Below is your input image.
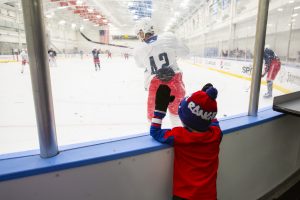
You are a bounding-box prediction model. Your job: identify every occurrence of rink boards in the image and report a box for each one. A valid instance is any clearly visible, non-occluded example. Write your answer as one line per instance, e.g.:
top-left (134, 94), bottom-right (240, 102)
top-left (192, 56), bottom-right (300, 93)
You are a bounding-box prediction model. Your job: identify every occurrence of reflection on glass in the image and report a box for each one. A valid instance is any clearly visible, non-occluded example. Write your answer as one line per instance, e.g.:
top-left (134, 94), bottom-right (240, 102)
top-left (262, 0), bottom-right (300, 108)
top-left (0, 3), bottom-right (38, 155)
top-left (177, 0), bottom-right (258, 117)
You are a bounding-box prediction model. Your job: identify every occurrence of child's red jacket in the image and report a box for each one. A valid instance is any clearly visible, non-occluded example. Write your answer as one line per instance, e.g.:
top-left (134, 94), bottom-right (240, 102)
top-left (150, 111), bottom-right (222, 200)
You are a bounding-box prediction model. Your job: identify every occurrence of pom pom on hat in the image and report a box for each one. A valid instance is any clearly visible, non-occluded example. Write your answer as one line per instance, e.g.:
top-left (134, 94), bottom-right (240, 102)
top-left (178, 85), bottom-right (218, 131)
top-left (206, 87), bottom-right (218, 100)
top-left (201, 83), bottom-right (213, 92)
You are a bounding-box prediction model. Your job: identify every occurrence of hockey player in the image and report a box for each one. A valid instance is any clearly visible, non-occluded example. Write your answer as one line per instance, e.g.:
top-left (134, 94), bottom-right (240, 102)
top-left (133, 19), bottom-right (189, 127)
top-left (261, 46), bottom-right (281, 98)
top-left (48, 48), bottom-right (57, 67)
top-left (79, 50), bottom-right (84, 60)
top-left (124, 52), bottom-right (129, 60)
top-left (20, 49), bottom-right (29, 74)
top-left (107, 50), bottom-right (112, 58)
top-left (151, 84), bottom-right (222, 200)
top-left (92, 48), bottom-right (101, 71)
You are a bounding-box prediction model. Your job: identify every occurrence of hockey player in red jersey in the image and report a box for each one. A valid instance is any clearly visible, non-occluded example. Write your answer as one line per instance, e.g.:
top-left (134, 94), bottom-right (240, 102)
top-left (92, 48), bottom-right (101, 71)
top-left (107, 50), bottom-right (112, 58)
top-left (261, 46), bottom-right (281, 98)
top-left (150, 83), bottom-right (222, 200)
top-left (134, 19), bottom-right (189, 127)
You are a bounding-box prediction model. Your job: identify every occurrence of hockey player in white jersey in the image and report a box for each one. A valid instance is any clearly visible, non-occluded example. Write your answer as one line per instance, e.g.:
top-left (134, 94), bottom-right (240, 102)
top-left (20, 49), bottom-right (29, 73)
top-left (134, 19), bottom-right (190, 127)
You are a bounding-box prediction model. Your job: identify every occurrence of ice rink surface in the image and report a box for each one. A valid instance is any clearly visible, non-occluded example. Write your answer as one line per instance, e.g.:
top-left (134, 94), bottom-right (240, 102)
top-left (0, 55), bottom-right (281, 155)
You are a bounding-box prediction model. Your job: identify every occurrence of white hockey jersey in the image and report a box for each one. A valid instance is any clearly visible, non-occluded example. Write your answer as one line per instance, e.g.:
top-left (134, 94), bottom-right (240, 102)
top-left (134, 32), bottom-right (189, 89)
top-left (20, 51), bottom-right (28, 61)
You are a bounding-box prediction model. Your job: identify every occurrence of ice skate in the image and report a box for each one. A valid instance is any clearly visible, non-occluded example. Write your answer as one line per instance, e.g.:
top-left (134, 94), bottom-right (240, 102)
top-left (263, 93), bottom-right (272, 98)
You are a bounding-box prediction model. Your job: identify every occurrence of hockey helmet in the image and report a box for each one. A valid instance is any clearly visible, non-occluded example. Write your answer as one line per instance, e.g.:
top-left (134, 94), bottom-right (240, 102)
top-left (135, 18), bottom-right (155, 39)
top-left (265, 44), bottom-right (271, 49)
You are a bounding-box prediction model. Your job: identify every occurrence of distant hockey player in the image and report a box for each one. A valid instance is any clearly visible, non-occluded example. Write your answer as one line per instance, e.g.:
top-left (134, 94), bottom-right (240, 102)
top-left (79, 50), bottom-right (84, 60)
top-left (134, 19), bottom-right (190, 127)
top-left (261, 46), bottom-right (281, 98)
top-left (48, 48), bottom-right (57, 67)
top-left (20, 49), bottom-right (29, 74)
top-left (124, 52), bottom-right (129, 60)
top-left (92, 48), bottom-right (101, 71)
top-left (151, 84), bottom-right (222, 200)
top-left (107, 50), bottom-right (112, 58)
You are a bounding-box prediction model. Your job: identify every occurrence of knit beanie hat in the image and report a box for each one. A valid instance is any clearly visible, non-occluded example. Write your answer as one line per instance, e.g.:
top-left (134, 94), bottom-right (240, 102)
top-left (178, 87), bottom-right (218, 131)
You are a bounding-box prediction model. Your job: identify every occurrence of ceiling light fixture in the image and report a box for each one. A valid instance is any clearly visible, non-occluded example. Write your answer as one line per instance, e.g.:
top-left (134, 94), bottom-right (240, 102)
top-left (277, 8), bottom-right (283, 11)
top-left (294, 6), bottom-right (300, 10)
top-left (58, 20), bottom-right (66, 25)
top-left (76, 0), bottom-right (83, 5)
top-left (57, 6), bottom-right (68, 10)
top-left (180, 0), bottom-right (190, 8)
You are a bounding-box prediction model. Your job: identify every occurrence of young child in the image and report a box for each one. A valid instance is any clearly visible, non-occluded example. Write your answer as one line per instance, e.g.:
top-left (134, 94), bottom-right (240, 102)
top-left (150, 83), bottom-right (222, 200)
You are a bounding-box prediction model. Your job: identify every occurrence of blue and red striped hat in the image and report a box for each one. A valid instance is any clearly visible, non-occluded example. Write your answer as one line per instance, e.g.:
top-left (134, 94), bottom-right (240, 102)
top-left (178, 87), bottom-right (218, 132)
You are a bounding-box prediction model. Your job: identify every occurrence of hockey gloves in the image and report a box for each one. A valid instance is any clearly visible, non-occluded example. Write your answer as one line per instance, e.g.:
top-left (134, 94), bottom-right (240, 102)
top-left (155, 85), bottom-right (175, 112)
top-left (156, 67), bottom-right (175, 82)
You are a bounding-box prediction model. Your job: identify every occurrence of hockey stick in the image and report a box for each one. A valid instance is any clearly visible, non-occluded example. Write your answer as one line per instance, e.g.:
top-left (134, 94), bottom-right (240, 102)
top-left (80, 31), bottom-right (133, 49)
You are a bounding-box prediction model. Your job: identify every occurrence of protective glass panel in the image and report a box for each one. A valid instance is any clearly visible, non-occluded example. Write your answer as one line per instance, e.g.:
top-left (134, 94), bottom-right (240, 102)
top-left (4, 0), bottom-right (296, 154)
top-left (260, 0), bottom-right (300, 108)
top-left (0, 2), bottom-right (38, 155)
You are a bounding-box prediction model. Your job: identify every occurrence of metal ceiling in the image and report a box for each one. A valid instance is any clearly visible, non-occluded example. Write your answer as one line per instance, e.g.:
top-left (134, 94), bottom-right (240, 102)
top-left (1, 0), bottom-right (299, 35)
top-left (41, 0), bottom-right (202, 34)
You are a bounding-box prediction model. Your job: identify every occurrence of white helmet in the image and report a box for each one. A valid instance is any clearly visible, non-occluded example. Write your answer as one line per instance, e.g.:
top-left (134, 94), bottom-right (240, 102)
top-left (135, 18), bottom-right (155, 39)
top-left (265, 44), bottom-right (270, 49)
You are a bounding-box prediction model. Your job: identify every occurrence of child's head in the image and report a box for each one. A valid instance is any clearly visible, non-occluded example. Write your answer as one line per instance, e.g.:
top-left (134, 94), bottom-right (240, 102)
top-left (178, 85), bottom-right (218, 132)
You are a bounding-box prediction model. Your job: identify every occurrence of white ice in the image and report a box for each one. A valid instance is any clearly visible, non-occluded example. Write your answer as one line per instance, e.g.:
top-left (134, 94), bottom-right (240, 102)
top-left (0, 55), bottom-right (282, 155)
